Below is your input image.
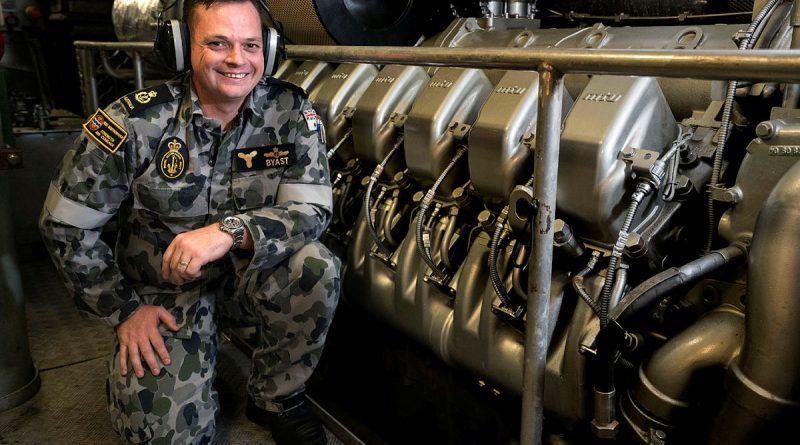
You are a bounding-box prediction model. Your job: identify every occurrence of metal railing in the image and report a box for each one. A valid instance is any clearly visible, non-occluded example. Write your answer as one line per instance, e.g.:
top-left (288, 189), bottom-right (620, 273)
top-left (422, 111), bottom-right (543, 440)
top-left (72, 39), bottom-right (800, 445)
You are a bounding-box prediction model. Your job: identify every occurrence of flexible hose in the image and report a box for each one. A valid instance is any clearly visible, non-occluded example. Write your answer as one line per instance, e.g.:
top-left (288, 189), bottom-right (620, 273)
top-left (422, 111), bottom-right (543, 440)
top-left (364, 137), bottom-right (404, 256)
top-left (382, 190), bottom-right (401, 247)
top-left (416, 145), bottom-right (468, 281)
top-left (573, 250), bottom-right (603, 316)
top-left (440, 208), bottom-right (459, 271)
top-left (705, 0), bottom-right (783, 251)
top-left (599, 182), bottom-right (650, 328)
top-left (488, 206), bottom-right (521, 310)
top-left (325, 127), bottom-right (353, 159)
top-left (610, 241), bottom-right (748, 324)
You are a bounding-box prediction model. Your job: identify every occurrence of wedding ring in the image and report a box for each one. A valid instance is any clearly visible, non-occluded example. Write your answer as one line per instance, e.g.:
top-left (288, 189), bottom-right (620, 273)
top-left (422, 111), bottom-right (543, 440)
top-left (178, 260), bottom-right (189, 268)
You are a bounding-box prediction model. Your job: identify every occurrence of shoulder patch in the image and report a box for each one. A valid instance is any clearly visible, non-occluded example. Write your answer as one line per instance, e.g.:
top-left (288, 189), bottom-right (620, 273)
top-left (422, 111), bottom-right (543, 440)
top-left (120, 84), bottom-right (174, 116)
top-left (266, 77), bottom-right (309, 99)
top-left (82, 109), bottom-right (128, 154)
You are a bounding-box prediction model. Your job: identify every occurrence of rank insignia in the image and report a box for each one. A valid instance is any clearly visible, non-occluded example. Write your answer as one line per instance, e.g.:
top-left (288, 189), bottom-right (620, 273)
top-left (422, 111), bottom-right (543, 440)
top-left (157, 137), bottom-right (189, 181)
top-left (121, 84), bottom-right (174, 116)
top-left (82, 109), bottom-right (128, 154)
top-left (232, 144), bottom-right (296, 172)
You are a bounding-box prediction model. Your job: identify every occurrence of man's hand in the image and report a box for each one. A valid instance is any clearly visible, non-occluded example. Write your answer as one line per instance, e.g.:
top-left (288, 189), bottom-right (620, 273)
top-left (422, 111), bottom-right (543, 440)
top-left (161, 223), bottom-right (240, 284)
top-left (116, 304), bottom-right (179, 378)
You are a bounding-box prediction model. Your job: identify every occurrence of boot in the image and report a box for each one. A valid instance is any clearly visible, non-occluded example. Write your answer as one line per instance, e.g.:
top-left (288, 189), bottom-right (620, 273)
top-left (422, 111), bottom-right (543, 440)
top-left (246, 394), bottom-right (327, 445)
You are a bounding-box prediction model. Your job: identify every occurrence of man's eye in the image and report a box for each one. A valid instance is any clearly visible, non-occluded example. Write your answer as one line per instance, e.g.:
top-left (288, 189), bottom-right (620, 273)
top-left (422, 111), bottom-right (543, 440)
top-left (207, 41), bottom-right (225, 48)
top-left (245, 43), bottom-right (261, 50)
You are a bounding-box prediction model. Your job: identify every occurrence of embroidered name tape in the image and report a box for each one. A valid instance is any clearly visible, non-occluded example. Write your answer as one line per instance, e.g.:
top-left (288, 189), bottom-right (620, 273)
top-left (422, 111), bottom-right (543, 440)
top-left (82, 109), bottom-right (128, 154)
top-left (233, 144), bottom-right (296, 172)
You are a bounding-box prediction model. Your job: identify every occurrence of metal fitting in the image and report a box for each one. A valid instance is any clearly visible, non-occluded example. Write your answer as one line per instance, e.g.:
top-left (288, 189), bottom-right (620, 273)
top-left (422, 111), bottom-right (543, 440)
top-left (553, 219), bottom-right (585, 258)
top-left (591, 389), bottom-right (620, 440)
top-left (755, 121), bottom-right (775, 140)
top-left (624, 232), bottom-right (648, 258)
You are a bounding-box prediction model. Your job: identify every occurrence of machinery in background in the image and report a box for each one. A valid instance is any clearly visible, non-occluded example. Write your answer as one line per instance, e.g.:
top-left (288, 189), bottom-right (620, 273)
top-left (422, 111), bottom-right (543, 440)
top-left (283, 1), bottom-right (800, 444)
top-left (7, 0), bottom-right (800, 443)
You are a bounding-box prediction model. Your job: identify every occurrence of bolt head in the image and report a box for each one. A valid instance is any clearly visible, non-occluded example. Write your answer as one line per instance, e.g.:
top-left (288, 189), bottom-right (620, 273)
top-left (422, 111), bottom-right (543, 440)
top-left (756, 121), bottom-right (775, 140)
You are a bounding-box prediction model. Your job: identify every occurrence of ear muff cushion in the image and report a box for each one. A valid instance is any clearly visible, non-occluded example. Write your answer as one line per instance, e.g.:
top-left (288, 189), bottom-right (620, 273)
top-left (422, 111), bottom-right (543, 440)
top-left (155, 19), bottom-right (190, 72)
top-left (263, 27), bottom-right (283, 77)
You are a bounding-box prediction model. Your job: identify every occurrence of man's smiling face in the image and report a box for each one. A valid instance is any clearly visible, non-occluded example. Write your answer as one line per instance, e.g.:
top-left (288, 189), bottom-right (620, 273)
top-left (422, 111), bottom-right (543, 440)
top-left (189, 1), bottom-right (264, 108)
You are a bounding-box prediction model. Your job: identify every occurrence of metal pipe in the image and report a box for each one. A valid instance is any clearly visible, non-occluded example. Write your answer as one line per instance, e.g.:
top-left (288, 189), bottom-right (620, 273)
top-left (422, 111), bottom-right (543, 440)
top-left (521, 65), bottom-right (564, 445)
top-left (782, 0), bottom-right (800, 107)
top-left (71, 41), bottom-right (800, 84)
top-left (288, 45), bottom-right (800, 83)
top-left (710, 160), bottom-right (800, 444)
top-left (75, 48), bottom-right (98, 115)
top-left (74, 41), bottom-right (155, 52)
top-left (630, 306), bottom-right (744, 428)
top-left (133, 52), bottom-right (145, 90)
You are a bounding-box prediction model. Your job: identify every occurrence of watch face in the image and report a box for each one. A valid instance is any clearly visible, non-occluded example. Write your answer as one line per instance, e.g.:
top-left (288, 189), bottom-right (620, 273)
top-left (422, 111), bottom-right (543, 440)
top-left (224, 216), bottom-right (243, 229)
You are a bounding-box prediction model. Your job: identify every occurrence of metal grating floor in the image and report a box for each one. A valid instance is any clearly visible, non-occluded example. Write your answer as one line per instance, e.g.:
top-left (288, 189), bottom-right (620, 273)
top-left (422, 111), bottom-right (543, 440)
top-left (0, 255), bottom-right (344, 445)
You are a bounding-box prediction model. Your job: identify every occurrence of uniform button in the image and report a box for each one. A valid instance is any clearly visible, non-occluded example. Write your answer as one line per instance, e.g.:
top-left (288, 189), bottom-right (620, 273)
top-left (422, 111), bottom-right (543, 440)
top-left (209, 159), bottom-right (215, 166)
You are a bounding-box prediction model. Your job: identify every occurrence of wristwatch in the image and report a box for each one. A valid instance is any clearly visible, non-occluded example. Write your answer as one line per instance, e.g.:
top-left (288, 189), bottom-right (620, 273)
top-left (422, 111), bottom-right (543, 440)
top-left (219, 216), bottom-right (245, 250)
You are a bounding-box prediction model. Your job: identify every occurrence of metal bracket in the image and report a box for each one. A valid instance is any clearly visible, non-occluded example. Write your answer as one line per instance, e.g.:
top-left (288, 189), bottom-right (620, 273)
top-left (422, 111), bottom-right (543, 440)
top-left (448, 121), bottom-right (472, 141)
top-left (709, 184), bottom-right (742, 203)
top-left (389, 112), bottom-right (407, 129)
top-left (618, 146), bottom-right (660, 176)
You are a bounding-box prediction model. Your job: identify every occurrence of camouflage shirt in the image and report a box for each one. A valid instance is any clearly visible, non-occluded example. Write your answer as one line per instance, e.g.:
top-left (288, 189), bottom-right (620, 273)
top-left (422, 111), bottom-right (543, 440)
top-left (39, 73), bottom-right (332, 329)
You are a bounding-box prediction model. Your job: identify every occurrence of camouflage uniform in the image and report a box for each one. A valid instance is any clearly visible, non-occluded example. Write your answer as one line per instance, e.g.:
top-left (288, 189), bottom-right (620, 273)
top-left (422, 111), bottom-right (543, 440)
top-left (39, 73), bottom-right (341, 444)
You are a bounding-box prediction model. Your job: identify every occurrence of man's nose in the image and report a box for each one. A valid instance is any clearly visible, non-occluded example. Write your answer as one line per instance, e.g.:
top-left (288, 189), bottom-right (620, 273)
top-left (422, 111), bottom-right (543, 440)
top-left (225, 45), bottom-right (244, 65)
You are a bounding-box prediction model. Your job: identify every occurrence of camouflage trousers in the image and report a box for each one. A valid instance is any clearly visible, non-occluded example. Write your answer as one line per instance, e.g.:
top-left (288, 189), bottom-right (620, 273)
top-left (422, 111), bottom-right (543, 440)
top-left (106, 241), bottom-right (341, 444)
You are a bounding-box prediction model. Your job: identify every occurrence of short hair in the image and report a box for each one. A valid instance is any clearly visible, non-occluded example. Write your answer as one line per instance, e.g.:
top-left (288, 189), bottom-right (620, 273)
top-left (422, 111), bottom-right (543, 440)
top-left (182, 0), bottom-right (259, 29)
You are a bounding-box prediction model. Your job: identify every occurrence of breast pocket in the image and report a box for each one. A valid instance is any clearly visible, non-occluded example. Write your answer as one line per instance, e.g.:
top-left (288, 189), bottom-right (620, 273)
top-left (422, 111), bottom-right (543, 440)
top-left (232, 168), bottom-right (282, 211)
top-left (133, 182), bottom-right (210, 219)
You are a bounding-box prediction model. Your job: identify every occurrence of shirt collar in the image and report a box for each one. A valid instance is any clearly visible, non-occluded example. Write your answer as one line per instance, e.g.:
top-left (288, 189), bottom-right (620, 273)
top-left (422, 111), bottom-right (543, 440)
top-left (181, 73), bottom-right (259, 124)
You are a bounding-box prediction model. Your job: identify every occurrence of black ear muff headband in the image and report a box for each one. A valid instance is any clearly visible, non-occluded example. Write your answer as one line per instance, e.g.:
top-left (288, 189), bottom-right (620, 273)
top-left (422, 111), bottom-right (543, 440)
top-left (154, 17), bottom-right (284, 76)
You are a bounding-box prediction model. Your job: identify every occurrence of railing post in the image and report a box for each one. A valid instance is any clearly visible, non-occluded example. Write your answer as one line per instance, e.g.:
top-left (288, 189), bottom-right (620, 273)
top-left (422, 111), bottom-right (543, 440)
top-left (520, 64), bottom-right (564, 445)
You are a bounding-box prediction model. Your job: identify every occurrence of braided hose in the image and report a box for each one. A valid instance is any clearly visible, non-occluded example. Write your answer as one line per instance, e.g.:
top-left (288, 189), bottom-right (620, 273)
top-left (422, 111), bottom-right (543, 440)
top-left (488, 206), bottom-right (520, 310)
top-left (326, 127), bottom-right (353, 159)
top-left (364, 137), bottom-right (404, 256)
top-left (573, 251), bottom-right (603, 316)
top-left (416, 146), bottom-right (468, 281)
top-left (599, 183), bottom-right (650, 328)
top-left (705, 0), bottom-right (783, 251)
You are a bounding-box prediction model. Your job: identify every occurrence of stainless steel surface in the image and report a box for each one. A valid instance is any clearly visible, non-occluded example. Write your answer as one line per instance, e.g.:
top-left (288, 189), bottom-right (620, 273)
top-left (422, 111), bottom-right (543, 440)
top-left (352, 64), bottom-right (429, 165)
top-left (311, 63), bottom-right (378, 161)
top-left (404, 67), bottom-right (492, 187)
top-left (468, 70), bottom-right (540, 203)
top-left (719, 118), bottom-right (800, 242)
top-left (629, 307), bottom-right (744, 440)
top-left (286, 60), bottom-right (334, 101)
top-left (558, 76), bottom-right (676, 242)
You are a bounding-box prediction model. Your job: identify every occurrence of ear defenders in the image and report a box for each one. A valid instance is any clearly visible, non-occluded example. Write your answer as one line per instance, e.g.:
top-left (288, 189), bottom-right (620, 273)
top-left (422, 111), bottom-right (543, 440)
top-left (154, 18), bottom-right (283, 76)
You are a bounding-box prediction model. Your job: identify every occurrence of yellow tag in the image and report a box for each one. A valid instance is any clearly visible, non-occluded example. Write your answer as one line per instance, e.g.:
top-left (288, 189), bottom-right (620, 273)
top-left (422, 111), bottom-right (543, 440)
top-left (82, 109), bottom-right (128, 154)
